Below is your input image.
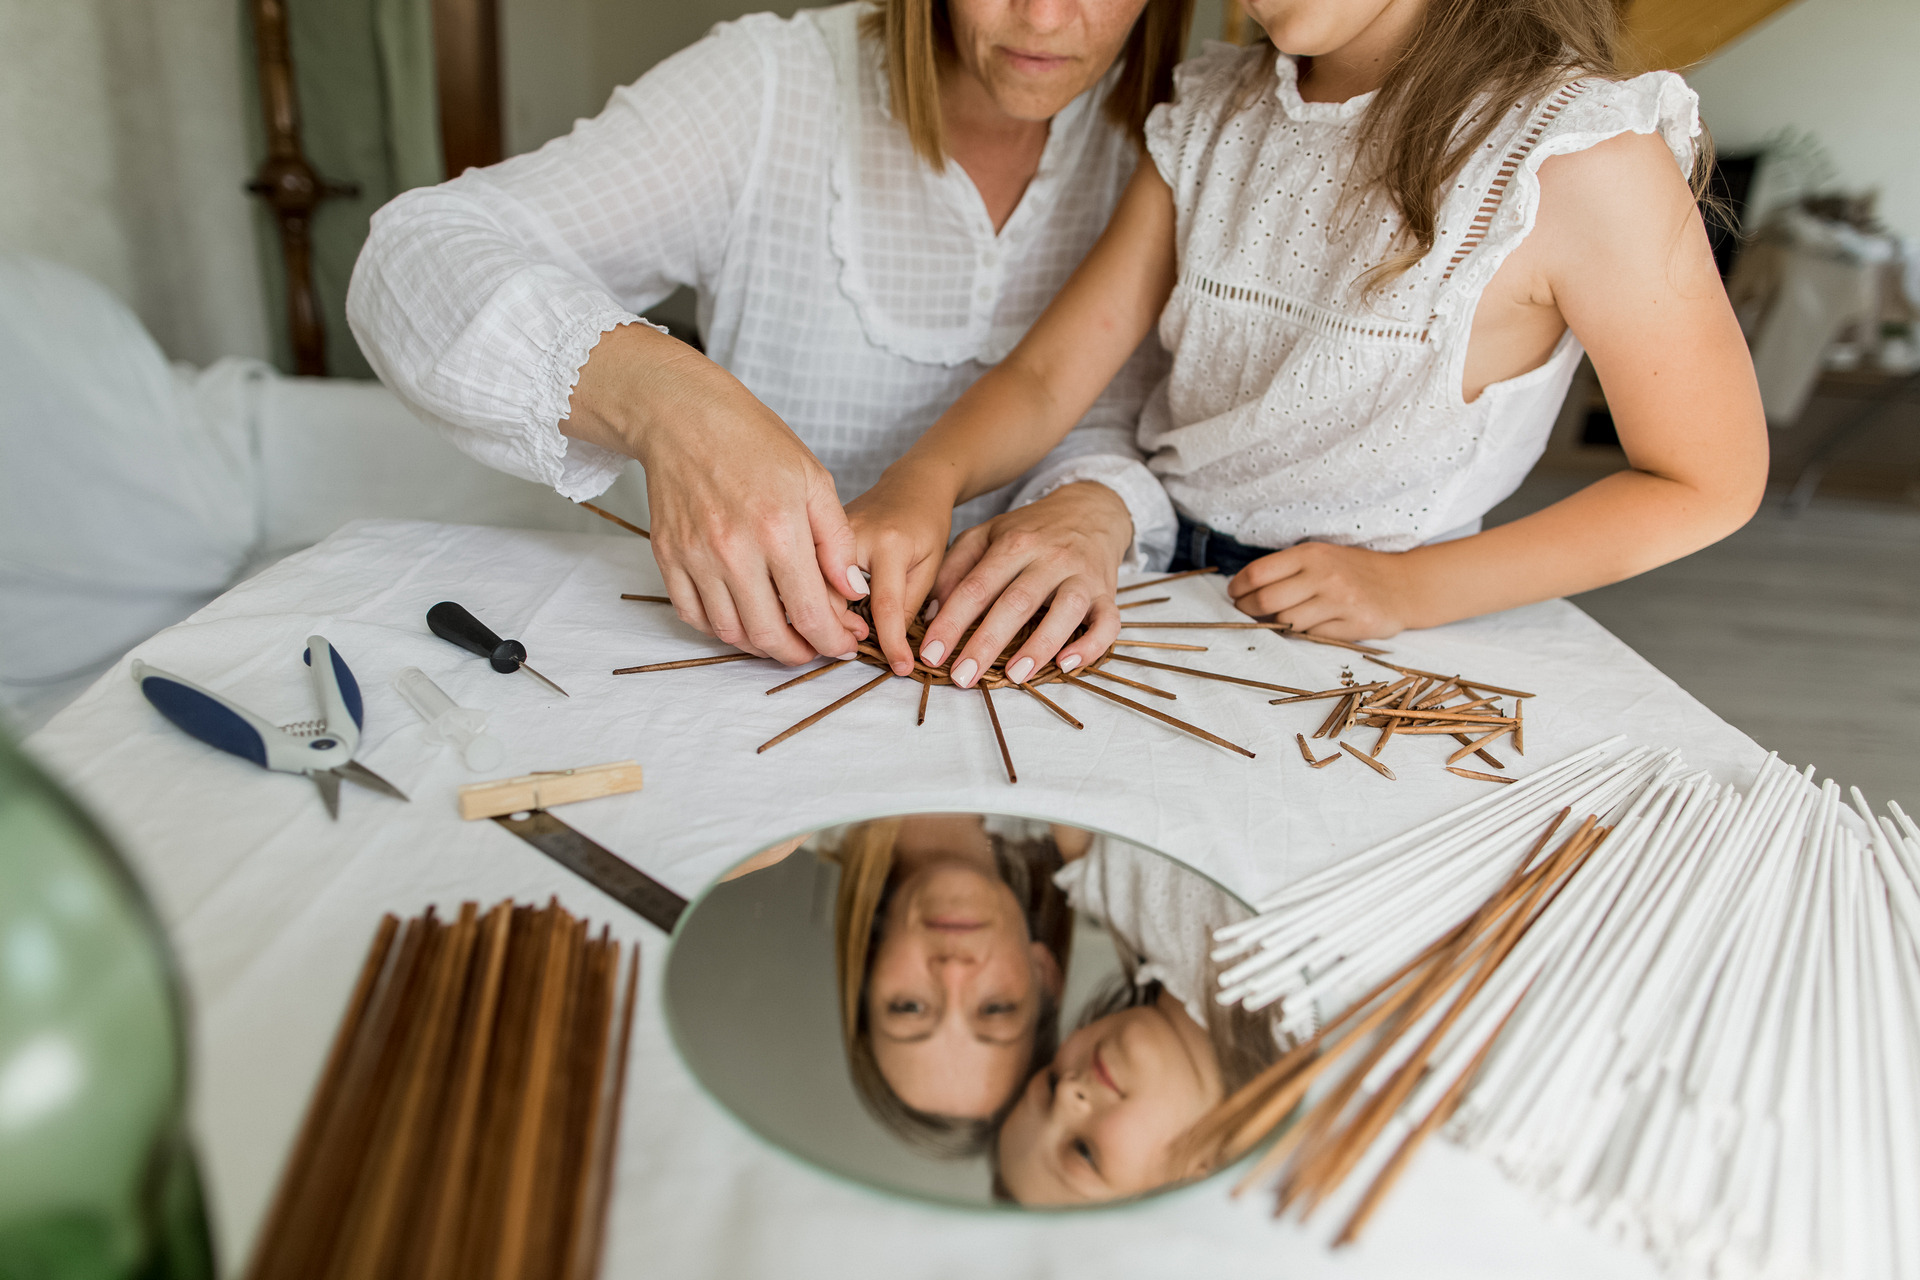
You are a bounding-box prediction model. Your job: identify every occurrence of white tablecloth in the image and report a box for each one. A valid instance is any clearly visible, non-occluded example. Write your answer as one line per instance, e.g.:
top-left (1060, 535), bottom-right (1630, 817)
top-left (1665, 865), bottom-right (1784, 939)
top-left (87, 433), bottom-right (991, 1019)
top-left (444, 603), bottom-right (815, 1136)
top-left (27, 519), bottom-right (1766, 1279)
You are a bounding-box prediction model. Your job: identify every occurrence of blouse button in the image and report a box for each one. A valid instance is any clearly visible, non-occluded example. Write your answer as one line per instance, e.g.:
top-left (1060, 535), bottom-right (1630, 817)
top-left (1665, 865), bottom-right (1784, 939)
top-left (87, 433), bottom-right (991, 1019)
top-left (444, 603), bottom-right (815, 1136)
top-left (977, 285), bottom-right (994, 302)
top-left (981, 250), bottom-right (1000, 268)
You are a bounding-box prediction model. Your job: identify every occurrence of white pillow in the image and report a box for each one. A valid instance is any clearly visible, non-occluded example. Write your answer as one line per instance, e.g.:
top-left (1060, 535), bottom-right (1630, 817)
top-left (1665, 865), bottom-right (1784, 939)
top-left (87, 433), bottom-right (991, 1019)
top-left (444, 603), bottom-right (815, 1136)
top-left (0, 255), bottom-right (258, 728)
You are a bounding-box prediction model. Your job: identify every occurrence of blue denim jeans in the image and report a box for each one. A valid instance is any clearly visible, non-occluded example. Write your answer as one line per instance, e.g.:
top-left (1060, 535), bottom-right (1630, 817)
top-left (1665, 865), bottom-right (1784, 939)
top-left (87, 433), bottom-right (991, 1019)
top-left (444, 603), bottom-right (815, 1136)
top-left (1168, 514), bottom-right (1276, 579)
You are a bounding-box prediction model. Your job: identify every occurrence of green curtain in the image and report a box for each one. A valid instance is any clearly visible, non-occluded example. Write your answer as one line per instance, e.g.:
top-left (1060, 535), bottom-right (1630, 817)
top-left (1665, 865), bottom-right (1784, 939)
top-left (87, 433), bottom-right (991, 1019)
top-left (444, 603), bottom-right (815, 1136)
top-left (245, 0), bottom-right (443, 377)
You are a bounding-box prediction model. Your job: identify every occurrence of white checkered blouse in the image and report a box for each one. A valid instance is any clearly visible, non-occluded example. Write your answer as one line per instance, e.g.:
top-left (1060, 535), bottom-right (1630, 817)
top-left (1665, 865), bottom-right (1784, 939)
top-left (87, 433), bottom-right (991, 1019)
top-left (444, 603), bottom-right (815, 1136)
top-left (348, 2), bottom-right (1175, 567)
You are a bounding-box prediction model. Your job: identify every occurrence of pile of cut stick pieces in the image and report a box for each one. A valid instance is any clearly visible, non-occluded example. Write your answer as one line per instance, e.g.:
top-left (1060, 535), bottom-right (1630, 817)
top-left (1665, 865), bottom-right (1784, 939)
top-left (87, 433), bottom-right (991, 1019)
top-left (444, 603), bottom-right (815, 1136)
top-left (245, 900), bottom-right (638, 1280)
top-left (1271, 658), bottom-right (1530, 783)
top-left (1193, 740), bottom-right (1920, 1278)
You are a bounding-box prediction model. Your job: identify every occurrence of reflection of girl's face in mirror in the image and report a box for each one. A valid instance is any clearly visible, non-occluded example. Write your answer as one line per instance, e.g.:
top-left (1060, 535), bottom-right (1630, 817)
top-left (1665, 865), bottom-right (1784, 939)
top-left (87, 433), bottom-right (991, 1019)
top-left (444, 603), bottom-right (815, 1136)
top-left (995, 989), bottom-right (1224, 1204)
top-left (867, 820), bottom-right (1063, 1120)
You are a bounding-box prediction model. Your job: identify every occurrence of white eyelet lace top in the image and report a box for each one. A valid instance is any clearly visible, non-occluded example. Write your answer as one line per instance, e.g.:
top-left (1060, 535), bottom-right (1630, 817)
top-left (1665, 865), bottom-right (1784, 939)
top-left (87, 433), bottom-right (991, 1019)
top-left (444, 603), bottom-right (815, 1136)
top-left (348, 2), bottom-right (1174, 566)
top-left (1139, 45), bottom-right (1700, 552)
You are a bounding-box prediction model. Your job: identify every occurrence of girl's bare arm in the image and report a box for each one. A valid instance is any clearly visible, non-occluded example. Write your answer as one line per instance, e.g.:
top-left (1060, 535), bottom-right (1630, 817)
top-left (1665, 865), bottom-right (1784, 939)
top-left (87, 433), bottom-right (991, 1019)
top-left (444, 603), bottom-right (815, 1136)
top-left (850, 156), bottom-right (1180, 674)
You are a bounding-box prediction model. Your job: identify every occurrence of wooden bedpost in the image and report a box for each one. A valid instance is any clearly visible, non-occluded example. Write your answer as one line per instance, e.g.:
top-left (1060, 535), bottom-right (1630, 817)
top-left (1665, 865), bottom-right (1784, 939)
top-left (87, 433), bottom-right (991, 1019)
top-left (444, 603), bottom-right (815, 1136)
top-left (246, 0), bottom-right (357, 377)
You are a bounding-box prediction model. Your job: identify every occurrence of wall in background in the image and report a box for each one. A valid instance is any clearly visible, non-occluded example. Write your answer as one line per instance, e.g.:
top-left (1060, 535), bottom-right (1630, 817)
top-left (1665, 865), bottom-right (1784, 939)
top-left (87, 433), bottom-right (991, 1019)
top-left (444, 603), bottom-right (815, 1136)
top-left (0, 0), bottom-right (270, 365)
top-left (1689, 0), bottom-right (1920, 237)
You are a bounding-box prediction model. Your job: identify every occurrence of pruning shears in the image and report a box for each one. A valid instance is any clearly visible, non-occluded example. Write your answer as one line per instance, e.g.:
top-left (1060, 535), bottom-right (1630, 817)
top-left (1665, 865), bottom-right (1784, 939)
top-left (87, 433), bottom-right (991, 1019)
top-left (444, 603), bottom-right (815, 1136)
top-left (132, 636), bottom-right (409, 819)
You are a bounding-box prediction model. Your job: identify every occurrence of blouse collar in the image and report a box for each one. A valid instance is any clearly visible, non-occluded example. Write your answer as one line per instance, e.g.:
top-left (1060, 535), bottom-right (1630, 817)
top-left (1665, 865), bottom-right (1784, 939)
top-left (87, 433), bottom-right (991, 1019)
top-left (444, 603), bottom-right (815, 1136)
top-left (1271, 53), bottom-right (1376, 124)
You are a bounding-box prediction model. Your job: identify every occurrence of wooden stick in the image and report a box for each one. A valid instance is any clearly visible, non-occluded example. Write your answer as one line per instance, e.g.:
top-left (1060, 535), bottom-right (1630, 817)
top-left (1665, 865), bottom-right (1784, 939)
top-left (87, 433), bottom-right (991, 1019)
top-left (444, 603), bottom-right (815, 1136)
top-left (613, 653), bottom-right (756, 674)
top-left (1353, 706), bottom-right (1515, 724)
top-left (1122, 621), bottom-right (1295, 630)
top-left (1447, 767), bottom-right (1516, 784)
top-left (979, 684), bottom-right (1017, 783)
top-left (1061, 675), bottom-right (1256, 759)
top-left (1339, 740), bottom-right (1397, 780)
top-left (1450, 732), bottom-right (1506, 769)
top-left (1333, 1000), bottom-right (1520, 1247)
top-left (1117, 595), bottom-right (1172, 610)
top-left (1017, 680), bottom-right (1083, 729)
top-left (1295, 733), bottom-right (1318, 765)
top-left (459, 761), bottom-right (644, 821)
top-left (1269, 683), bottom-right (1385, 705)
top-left (1312, 692), bottom-right (1356, 740)
top-left (244, 915), bottom-right (400, 1280)
top-left (765, 659), bottom-right (849, 695)
top-left (1446, 727), bottom-right (1513, 765)
top-left (1513, 699), bottom-right (1525, 755)
top-left (1107, 652), bottom-right (1312, 696)
top-left (580, 502), bottom-right (649, 540)
top-left (618, 594), bottom-right (670, 604)
top-left (1112, 639), bottom-right (1210, 652)
top-left (1367, 657), bottom-right (1535, 699)
top-left (1311, 751), bottom-right (1342, 769)
top-left (1084, 666), bottom-right (1178, 700)
top-left (1284, 632), bottom-right (1391, 656)
top-left (757, 670), bottom-right (894, 752)
top-left (1116, 567), bottom-right (1219, 593)
top-left (916, 676), bottom-right (930, 726)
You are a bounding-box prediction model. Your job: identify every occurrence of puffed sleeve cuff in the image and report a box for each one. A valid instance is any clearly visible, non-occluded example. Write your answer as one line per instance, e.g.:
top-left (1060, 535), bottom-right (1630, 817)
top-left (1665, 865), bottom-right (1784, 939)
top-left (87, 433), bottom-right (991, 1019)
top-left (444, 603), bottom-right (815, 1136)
top-left (1011, 451), bottom-right (1177, 576)
top-left (532, 310), bottom-right (670, 502)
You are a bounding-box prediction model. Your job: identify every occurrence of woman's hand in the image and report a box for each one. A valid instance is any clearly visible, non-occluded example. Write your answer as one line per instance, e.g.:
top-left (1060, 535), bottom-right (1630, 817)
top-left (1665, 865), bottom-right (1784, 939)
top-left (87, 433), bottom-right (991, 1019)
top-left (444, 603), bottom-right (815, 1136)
top-left (917, 482), bottom-right (1132, 688)
top-left (1227, 542), bottom-right (1414, 641)
top-left (563, 324), bottom-right (868, 664)
top-left (844, 467), bottom-right (961, 675)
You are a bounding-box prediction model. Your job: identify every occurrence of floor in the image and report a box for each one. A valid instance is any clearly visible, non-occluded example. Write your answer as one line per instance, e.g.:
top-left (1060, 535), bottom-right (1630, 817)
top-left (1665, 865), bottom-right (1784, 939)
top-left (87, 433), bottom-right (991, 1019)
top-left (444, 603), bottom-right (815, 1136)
top-left (1487, 476), bottom-right (1920, 812)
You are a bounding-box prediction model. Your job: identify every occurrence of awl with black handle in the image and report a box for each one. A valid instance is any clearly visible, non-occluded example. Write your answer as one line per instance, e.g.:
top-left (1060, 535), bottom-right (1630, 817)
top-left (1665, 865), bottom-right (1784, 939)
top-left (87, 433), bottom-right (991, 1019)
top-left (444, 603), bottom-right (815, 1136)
top-left (427, 601), bottom-right (570, 697)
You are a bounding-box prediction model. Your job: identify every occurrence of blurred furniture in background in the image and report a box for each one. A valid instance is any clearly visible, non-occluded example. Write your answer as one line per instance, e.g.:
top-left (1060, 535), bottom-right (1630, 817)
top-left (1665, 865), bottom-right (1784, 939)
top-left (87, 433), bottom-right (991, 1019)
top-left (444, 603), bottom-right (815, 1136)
top-left (244, 0), bottom-right (504, 376)
top-left (0, 255), bottom-right (645, 733)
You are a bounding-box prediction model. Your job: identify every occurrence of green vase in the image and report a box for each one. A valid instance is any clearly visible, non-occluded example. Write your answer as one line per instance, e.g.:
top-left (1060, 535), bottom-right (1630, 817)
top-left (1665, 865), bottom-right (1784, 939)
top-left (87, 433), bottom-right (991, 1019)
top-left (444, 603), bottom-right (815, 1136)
top-left (0, 729), bottom-right (213, 1280)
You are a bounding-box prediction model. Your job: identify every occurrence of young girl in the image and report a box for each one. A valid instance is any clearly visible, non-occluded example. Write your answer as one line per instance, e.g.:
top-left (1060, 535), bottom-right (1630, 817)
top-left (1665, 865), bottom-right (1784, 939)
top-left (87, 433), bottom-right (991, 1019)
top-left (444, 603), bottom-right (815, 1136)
top-left (847, 0), bottom-right (1768, 687)
top-left (996, 837), bottom-right (1279, 1204)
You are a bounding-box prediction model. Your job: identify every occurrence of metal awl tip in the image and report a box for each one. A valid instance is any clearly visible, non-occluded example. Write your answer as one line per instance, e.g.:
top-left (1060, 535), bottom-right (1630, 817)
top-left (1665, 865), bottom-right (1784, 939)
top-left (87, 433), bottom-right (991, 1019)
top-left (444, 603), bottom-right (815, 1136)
top-left (522, 663), bottom-right (570, 698)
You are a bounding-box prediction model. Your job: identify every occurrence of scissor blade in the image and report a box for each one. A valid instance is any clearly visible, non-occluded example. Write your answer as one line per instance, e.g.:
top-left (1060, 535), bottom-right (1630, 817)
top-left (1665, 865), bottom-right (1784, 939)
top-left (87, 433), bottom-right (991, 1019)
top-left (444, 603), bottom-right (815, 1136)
top-left (313, 770), bottom-right (341, 820)
top-left (336, 760), bottom-right (409, 802)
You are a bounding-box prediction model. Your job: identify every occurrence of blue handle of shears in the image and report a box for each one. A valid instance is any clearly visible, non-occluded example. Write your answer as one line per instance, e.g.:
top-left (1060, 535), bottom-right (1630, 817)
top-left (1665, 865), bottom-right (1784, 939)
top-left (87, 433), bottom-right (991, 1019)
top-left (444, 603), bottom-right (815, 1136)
top-left (302, 641), bottom-right (365, 730)
top-left (135, 669), bottom-right (271, 768)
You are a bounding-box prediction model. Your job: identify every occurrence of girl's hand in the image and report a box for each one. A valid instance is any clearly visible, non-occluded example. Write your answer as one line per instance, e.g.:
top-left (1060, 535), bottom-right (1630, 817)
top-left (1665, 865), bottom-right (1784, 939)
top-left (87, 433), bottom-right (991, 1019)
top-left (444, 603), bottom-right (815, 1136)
top-left (918, 483), bottom-right (1131, 688)
top-left (845, 471), bottom-right (960, 676)
top-left (1227, 542), bottom-right (1415, 641)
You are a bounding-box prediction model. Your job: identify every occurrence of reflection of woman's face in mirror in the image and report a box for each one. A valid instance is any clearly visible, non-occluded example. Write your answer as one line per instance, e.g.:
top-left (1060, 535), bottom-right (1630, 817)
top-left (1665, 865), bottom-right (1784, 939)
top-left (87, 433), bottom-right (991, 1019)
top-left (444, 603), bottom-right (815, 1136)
top-left (867, 856), bottom-right (1061, 1119)
top-left (995, 988), bottom-right (1225, 1205)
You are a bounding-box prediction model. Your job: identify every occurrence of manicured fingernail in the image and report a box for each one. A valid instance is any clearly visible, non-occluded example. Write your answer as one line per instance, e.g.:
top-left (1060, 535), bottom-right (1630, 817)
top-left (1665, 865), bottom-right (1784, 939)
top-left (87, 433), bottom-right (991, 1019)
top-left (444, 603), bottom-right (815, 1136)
top-left (923, 598), bottom-right (940, 621)
top-left (837, 652), bottom-right (858, 661)
top-left (922, 639), bottom-right (945, 666)
top-left (1059, 654), bottom-right (1082, 673)
top-left (1007, 657), bottom-right (1034, 683)
top-left (953, 658), bottom-right (978, 688)
top-left (894, 661), bottom-right (912, 675)
top-left (847, 566), bottom-right (869, 596)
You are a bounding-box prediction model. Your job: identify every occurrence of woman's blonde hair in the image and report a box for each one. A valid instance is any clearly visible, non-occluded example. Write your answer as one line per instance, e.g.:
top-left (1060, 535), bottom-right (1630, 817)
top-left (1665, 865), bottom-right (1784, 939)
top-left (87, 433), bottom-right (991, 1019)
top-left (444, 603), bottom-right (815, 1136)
top-left (861, 0), bottom-right (1196, 169)
top-left (1235, 0), bottom-right (1710, 291)
top-left (826, 819), bottom-right (1072, 1158)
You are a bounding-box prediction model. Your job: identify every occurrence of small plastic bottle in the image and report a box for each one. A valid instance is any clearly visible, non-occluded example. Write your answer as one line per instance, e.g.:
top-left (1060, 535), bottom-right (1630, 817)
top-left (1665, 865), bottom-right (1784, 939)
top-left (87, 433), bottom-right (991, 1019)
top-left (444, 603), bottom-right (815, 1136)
top-left (393, 667), bottom-right (506, 772)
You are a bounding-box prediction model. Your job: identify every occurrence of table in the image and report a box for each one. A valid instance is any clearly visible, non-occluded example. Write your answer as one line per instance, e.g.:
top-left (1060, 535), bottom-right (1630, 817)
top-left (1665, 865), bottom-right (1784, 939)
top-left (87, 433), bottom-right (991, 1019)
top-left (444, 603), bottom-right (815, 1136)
top-left (27, 519), bottom-right (1768, 1279)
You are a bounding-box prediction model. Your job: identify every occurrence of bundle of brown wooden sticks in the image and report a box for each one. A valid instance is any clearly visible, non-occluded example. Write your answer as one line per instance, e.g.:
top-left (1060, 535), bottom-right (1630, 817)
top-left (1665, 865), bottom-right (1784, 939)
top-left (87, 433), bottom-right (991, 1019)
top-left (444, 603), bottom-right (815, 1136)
top-left (245, 900), bottom-right (637, 1280)
top-left (1271, 658), bottom-right (1531, 783)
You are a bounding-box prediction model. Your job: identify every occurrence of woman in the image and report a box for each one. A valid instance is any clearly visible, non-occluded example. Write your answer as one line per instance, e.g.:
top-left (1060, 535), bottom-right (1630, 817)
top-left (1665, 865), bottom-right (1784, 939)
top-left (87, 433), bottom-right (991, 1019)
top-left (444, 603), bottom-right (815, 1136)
top-left (825, 814), bottom-right (1079, 1154)
top-left (348, 0), bottom-right (1189, 668)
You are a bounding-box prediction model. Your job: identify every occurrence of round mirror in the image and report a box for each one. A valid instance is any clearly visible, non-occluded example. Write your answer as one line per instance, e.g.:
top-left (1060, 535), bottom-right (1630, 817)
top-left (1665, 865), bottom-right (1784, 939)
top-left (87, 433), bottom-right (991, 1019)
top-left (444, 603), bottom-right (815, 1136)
top-left (664, 813), bottom-right (1283, 1209)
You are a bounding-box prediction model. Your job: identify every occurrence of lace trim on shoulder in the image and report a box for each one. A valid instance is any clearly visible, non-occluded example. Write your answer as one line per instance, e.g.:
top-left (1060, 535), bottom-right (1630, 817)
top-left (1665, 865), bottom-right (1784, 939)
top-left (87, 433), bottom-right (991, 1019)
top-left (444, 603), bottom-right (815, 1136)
top-left (1181, 269), bottom-right (1431, 344)
top-left (1435, 82), bottom-right (1588, 291)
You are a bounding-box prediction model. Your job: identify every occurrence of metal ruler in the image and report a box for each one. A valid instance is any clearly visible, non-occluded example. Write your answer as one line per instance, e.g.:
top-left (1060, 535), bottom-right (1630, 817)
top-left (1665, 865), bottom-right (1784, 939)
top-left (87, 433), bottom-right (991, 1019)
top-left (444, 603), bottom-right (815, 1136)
top-left (492, 810), bottom-right (687, 933)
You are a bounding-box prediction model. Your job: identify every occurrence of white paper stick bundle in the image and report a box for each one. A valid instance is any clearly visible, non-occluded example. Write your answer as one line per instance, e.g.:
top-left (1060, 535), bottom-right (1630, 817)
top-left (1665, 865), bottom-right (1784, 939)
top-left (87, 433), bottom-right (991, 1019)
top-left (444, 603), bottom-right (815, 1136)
top-left (1207, 745), bottom-right (1920, 1277)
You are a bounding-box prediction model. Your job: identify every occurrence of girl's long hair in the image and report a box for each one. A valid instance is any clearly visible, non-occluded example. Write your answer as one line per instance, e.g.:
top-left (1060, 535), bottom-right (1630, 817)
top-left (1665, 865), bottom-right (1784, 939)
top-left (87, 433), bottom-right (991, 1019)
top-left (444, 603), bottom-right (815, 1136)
top-left (861, 0), bottom-right (1196, 169)
top-left (1235, 0), bottom-right (1709, 291)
